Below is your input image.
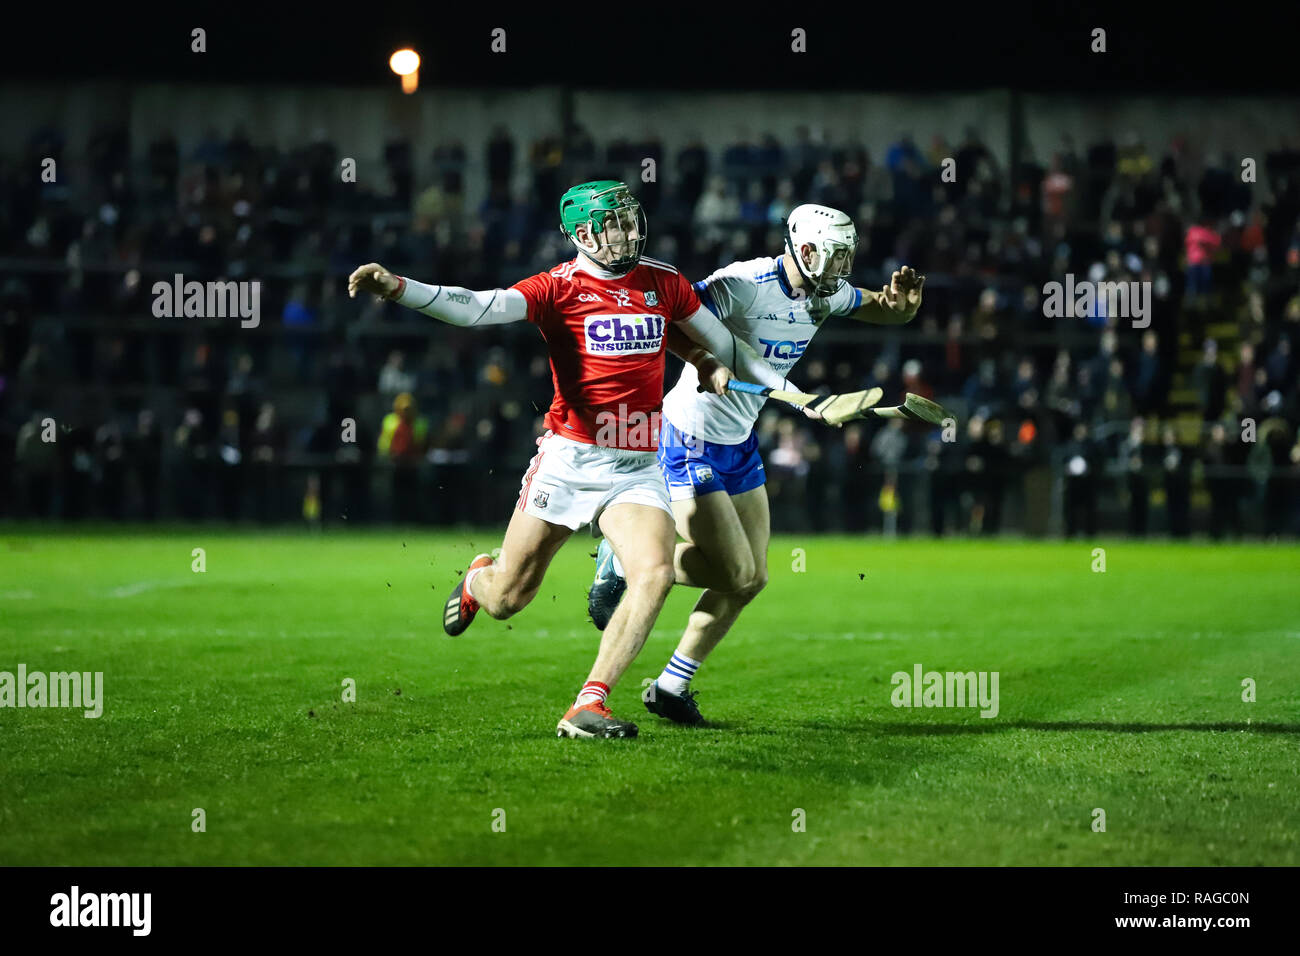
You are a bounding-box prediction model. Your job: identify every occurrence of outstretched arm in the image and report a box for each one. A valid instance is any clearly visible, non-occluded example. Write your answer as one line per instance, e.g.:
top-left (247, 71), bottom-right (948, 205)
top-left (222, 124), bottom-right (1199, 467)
top-left (347, 262), bottom-right (526, 326)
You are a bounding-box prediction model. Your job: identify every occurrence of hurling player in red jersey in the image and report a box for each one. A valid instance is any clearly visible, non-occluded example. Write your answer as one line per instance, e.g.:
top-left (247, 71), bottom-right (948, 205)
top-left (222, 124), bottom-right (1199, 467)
top-left (349, 181), bottom-right (806, 738)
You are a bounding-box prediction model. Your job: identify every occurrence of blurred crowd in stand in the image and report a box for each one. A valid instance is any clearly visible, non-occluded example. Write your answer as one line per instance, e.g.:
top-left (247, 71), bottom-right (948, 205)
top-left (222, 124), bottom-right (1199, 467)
top-left (2, 118), bottom-right (1298, 535)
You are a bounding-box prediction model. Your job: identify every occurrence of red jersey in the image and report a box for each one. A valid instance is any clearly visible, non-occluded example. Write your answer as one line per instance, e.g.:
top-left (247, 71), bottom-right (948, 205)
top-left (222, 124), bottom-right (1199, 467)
top-left (512, 256), bottom-right (701, 451)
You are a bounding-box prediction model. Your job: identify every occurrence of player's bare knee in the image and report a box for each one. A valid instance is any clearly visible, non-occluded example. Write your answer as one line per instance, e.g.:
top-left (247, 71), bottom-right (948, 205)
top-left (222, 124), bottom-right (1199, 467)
top-left (735, 568), bottom-right (769, 605)
top-left (721, 551), bottom-right (757, 592)
top-left (628, 562), bottom-right (675, 600)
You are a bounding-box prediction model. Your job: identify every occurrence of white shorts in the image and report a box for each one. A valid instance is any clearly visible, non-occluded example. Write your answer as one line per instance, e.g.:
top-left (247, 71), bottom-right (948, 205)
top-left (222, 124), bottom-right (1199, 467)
top-left (516, 430), bottom-right (672, 532)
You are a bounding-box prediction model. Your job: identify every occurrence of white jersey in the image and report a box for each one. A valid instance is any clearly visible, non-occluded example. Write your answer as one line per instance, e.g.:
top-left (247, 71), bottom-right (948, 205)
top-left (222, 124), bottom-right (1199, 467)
top-left (661, 256), bottom-right (862, 444)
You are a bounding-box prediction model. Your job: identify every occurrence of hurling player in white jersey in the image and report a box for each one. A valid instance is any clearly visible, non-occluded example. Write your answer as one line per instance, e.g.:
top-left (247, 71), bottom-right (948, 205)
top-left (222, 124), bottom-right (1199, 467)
top-left (587, 203), bottom-right (925, 726)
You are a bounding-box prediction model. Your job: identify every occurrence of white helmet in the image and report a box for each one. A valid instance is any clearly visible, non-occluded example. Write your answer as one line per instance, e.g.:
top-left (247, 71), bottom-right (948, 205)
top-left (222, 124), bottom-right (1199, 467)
top-left (784, 204), bottom-right (858, 296)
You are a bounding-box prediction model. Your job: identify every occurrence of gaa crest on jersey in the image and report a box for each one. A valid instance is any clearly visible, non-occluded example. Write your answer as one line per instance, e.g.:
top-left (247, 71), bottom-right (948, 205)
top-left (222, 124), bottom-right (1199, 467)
top-left (532, 489), bottom-right (550, 510)
top-left (584, 313), bottom-right (665, 355)
top-left (693, 464), bottom-right (715, 484)
top-left (643, 290), bottom-right (658, 307)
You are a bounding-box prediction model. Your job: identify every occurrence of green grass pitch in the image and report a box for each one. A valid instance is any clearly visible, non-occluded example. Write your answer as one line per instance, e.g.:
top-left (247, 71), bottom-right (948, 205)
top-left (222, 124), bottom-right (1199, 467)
top-left (2, 529), bottom-right (1297, 866)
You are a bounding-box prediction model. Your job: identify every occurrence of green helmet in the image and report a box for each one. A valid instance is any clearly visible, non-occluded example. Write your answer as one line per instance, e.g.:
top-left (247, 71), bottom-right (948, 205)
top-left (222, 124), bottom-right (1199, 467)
top-left (558, 180), bottom-right (647, 275)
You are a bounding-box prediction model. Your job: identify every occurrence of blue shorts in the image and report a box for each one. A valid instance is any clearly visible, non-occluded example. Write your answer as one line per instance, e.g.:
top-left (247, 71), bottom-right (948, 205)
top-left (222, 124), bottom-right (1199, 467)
top-left (657, 418), bottom-right (766, 501)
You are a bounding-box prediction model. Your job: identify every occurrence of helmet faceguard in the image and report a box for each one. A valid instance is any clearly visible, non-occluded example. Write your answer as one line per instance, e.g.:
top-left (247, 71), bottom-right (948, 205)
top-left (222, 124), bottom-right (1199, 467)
top-left (784, 204), bottom-right (858, 296)
top-left (559, 181), bottom-right (647, 275)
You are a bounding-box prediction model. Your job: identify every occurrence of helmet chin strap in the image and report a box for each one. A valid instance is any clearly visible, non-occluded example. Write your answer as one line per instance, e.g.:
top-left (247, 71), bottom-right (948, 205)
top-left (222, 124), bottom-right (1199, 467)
top-left (574, 236), bottom-right (634, 276)
top-left (578, 220), bottom-right (639, 274)
top-left (785, 230), bottom-right (837, 297)
top-left (814, 274), bottom-right (843, 296)
top-left (784, 223), bottom-right (814, 289)
top-left (573, 228), bottom-right (607, 265)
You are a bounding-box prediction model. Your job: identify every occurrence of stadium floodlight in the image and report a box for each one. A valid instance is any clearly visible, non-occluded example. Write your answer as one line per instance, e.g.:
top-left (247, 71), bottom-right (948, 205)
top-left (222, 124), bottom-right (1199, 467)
top-left (389, 49), bottom-right (421, 94)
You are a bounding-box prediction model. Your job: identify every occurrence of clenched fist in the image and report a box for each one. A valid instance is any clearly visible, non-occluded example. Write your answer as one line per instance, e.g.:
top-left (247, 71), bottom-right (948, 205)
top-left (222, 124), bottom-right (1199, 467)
top-left (694, 355), bottom-right (733, 396)
top-left (348, 263), bottom-right (401, 300)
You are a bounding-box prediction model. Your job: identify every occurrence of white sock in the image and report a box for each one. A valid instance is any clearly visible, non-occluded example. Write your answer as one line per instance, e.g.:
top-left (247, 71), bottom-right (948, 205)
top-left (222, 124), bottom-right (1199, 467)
top-left (657, 652), bottom-right (701, 696)
top-left (611, 549), bottom-right (625, 578)
top-left (575, 680), bottom-right (610, 707)
top-left (464, 565), bottom-right (486, 603)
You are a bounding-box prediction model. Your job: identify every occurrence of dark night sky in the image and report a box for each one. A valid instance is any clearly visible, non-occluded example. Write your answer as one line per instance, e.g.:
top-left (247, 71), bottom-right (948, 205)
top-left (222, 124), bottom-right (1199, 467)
top-left (2, 1), bottom-right (1298, 94)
